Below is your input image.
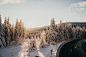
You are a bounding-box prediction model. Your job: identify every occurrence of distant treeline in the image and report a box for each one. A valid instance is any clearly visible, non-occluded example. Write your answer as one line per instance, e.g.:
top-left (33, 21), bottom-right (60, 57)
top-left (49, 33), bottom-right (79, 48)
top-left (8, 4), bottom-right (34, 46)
top-left (26, 18), bottom-right (86, 43)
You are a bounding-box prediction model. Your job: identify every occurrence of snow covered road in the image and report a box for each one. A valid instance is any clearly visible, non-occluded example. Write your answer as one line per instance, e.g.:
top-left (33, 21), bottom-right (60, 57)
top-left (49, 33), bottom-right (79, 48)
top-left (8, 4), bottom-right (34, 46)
top-left (0, 40), bottom-right (65, 57)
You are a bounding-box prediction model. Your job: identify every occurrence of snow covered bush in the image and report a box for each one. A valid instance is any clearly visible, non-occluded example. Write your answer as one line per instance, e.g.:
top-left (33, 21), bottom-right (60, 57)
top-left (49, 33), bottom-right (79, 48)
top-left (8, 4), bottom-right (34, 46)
top-left (41, 30), bottom-right (47, 46)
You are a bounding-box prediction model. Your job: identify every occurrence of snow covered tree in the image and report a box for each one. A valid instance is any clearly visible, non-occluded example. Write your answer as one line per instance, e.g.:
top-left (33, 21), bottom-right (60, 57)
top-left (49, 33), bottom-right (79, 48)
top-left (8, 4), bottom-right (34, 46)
top-left (72, 27), bottom-right (76, 39)
top-left (45, 18), bottom-right (58, 44)
top-left (14, 19), bottom-right (19, 41)
top-left (1, 16), bottom-right (12, 46)
top-left (29, 38), bottom-right (36, 50)
top-left (41, 30), bottom-right (47, 45)
top-left (39, 37), bottom-right (45, 48)
top-left (18, 20), bottom-right (25, 43)
top-left (50, 18), bottom-right (57, 31)
top-left (0, 14), bottom-right (5, 47)
top-left (11, 24), bottom-right (14, 41)
top-left (57, 20), bottom-right (64, 41)
top-left (72, 26), bottom-right (85, 39)
top-left (67, 22), bottom-right (72, 40)
top-left (3, 17), bottom-right (9, 46)
top-left (61, 27), bottom-right (64, 41)
top-left (39, 30), bottom-right (47, 48)
top-left (14, 19), bottom-right (25, 44)
top-left (6, 17), bottom-right (12, 45)
top-left (57, 21), bottom-right (73, 41)
top-left (64, 21), bottom-right (69, 40)
top-left (78, 27), bottom-right (82, 38)
top-left (82, 26), bottom-right (85, 38)
top-left (0, 15), bottom-right (27, 47)
top-left (76, 26), bottom-right (80, 38)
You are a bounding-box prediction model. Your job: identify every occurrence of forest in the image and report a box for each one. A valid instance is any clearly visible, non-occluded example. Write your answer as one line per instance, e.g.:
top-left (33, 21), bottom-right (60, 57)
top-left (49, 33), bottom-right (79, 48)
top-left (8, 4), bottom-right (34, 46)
top-left (0, 16), bottom-right (25, 47)
top-left (0, 15), bottom-right (86, 50)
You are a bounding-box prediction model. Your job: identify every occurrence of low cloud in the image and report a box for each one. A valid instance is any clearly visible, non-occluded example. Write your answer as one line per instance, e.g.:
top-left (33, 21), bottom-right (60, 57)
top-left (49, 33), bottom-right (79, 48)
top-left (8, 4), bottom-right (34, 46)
top-left (69, 1), bottom-right (86, 11)
top-left (0, 0), bottom-right (27, 6)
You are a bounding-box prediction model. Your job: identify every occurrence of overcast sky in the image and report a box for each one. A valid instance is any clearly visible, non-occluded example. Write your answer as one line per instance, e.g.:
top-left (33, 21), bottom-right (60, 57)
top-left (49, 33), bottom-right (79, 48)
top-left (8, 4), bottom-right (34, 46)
top-left (0, 0), bottom-right (86, 28)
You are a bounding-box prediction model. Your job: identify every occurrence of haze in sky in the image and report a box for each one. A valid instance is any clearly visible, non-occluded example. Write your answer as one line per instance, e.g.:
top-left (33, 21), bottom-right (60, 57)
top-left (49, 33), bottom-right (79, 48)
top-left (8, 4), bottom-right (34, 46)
top-left (0, 0), bottom-right (86, 28)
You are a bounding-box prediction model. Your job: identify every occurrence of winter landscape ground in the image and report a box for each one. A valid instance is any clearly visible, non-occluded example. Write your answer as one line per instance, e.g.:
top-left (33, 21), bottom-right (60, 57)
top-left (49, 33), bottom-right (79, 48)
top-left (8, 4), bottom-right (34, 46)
top-left (0, 39), bottom-right (65, 57)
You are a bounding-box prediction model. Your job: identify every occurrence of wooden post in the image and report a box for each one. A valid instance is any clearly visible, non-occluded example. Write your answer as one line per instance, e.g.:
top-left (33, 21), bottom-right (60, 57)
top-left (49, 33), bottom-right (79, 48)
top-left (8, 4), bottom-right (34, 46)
top-left (51, 49), bottom-right (53, 57)
top-left (12, 51), bottom-right (13, 57)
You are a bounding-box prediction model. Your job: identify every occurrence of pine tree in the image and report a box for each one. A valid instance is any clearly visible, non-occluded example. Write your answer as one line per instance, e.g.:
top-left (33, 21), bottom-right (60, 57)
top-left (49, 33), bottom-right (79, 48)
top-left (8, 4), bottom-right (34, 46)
top-left (14, 19), bottom-right (25, 44)
top-left (78, 28), bottom-right (81, 38)
top-left (6, 17), bottom-right (11, 45)
top-left (45, 18), bottom-right (58, 44)
top-left (14, 19), bottom-right (19, 43)
top-left (67, 21), bottom-right (72, 40)
top-left (3, 17), bottom-right (9, 46)
top-left (11, 24), bottom-right (14, 41)
top-left (72, 27), bottom-right (76, 39)
top-left (57, 20), bottom-right (64, 41)
top-left (0, 14), bottom-right (4, 47)
top-left (82, 26), bottom-right (85, 38)
top-left (50, 18), bottom-right (57, 31)
top-left (64, 21), bottom-right (69, 40)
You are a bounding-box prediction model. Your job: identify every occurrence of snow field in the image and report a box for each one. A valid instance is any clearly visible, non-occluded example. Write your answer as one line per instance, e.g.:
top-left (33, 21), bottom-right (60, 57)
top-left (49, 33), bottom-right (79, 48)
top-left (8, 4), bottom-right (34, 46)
top-left (0, 40), bottom-right (65, 57)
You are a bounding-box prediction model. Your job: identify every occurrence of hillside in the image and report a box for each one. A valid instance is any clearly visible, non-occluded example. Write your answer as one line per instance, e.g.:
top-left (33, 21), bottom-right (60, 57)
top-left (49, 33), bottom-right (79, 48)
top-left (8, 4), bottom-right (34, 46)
top-left (26, 25), bottom-right (50, 33)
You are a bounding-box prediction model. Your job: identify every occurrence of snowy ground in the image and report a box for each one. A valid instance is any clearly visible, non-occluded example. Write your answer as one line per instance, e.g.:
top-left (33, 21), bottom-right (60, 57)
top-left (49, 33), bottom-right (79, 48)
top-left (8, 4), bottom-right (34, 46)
top-left (0, 40), bottom-right (65, 57)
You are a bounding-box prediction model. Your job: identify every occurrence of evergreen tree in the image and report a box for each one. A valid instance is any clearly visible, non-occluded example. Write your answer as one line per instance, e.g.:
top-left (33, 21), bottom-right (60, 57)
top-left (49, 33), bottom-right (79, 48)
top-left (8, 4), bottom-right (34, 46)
top-left (11, 24), bottom-right (14, 41)
top-left (3, 17), bottom-right (8, 46)
top-left (6, 17), bottom-right (11, 45)
top-left (72, 27), bottom-right (76, 39)
top-left (0, 14), bottom-right (4, 47)
top-left (82, 26), bottom-right (85, 38)
top-left (57, 20), bottom-right (64, 41)
top-left (14, 19), bottom-right (25, 44)
top-left (67, 22), bottom-right (72, 40)
top-left (14, 19), bottom-right (19, 43)
top-left (50, 18), bottom-right (57, 31)
top-left (46, 18), bottom-right (58, 43)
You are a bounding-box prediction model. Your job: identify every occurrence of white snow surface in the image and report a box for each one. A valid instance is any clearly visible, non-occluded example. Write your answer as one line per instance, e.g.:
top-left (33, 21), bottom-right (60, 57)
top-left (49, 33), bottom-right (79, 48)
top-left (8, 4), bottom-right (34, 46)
top-left (0, 39), bottom-right (65, 57)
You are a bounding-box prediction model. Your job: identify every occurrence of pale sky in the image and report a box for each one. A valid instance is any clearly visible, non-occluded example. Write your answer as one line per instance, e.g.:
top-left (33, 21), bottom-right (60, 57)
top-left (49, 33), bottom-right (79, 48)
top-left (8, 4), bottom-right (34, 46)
top-left (0, 0), bottom-right (86, 28)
